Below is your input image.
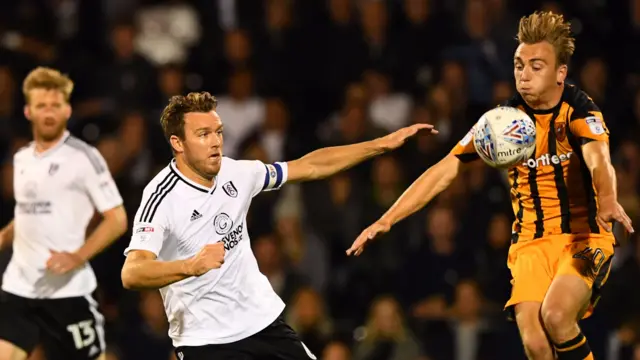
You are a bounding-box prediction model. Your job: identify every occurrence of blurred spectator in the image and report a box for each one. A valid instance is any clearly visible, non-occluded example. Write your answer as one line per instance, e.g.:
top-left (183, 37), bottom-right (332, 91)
top-left (357, 1), bottom-right (399, 76)
top-left (352, 296), bottom-right (421, 360)
top-left (286, 287), bottom-right (333, 356)
top-left (397, 0), bottom-right (453, 93)
top-left (323, 340), bottom-right (352, 360)
top-left (324, 0), bottom-right (368, 101)
top-left (120, 291), bottom-right (173, 360)
top-left (99, 20), bottom-right (156, 111)
top-left (242, 97), bottom-right (293, 163)
top-left (475, 213), bottom-right (513, 306)
top-left (493, 80), bottom-right (514, 105)
top-left (403, 206), bottom-right (476, 311)
top-left (275, 185), bottom-right (329, 294)
top-left (363, 69), bottom-right (412, 132)
top-left (602, 238), bottom-right (640, 341)
top-left (254, 233), bottom-right (306, 305)
top-left (443, 0), bottom-right (509, 106)
top-left (134, 0), bottom-right (201, 66)
top-left (215, 69), bottom-right (265, 158)
top-left (421, 280), bottom-right (503, 360)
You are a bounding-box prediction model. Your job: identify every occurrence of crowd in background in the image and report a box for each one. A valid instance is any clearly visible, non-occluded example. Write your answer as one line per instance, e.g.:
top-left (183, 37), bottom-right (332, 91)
top-left (1, 0), bottom-right (640, 359)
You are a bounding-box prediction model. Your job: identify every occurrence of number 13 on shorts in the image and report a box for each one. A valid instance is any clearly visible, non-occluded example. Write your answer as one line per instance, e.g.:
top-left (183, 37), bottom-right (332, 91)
top-left (67, 320), bottom-right (96, 350)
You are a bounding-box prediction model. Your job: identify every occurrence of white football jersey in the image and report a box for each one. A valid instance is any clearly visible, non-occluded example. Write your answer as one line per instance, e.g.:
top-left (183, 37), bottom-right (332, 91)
top-left (124, 157), bottom-right (288, 347)
top-left (3, 131), bottom-right (124, 299)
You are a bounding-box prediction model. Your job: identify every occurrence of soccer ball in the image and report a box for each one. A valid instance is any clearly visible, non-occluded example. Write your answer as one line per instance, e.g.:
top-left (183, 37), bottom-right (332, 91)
top-left (472, 106), bottom-right (536, 168)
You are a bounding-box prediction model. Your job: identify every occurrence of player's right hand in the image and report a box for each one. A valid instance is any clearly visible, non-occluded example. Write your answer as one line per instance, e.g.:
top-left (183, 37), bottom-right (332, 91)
top-left (346, 221), bottom-right (391, 256)
top-left (186, 242), bottom-right (226, 276)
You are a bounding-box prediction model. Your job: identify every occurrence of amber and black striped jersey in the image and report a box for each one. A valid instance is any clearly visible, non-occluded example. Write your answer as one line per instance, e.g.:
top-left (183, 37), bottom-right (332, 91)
top-left (451, 84), bottom-right (611, 243)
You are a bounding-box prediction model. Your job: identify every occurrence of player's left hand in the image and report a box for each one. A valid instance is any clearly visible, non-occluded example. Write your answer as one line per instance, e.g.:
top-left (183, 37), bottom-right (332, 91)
top-left (596, 196), bottom-right (634, 234)
top-left (46, 250), bottom-right (85, 274)
top-left (374, 123), bottom-right (438, 151)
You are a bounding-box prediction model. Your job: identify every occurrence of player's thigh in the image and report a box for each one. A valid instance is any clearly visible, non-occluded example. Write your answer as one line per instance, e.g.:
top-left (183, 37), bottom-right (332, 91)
top-left (253, 317), bottom-right (317, 360)
top-left (505, 240), bottom-right (556, 314)
top-left (0, 340), bottom-right (28, 360)
top-left (514, 302), bottom-right (553, 356)
top-left (541, 274), bottom-right (591, 327)
top-left (0, 292), bottom-right (40, 359)
top-left (553, 235), bottom-right (615, 319)
top-left (37, 294), bottom-right (106, 360)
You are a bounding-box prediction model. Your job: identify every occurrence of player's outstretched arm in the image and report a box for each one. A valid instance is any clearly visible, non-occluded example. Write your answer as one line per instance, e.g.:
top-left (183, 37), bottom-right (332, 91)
top-left (122, 243), bottom-right (225, 290)
top-left (347, 153), bottom-right (462, 256)
top-left (582, 141), bottom-right (634, 233)
top-left (286, 123), bottom-right (437, 182)
top-left (0, 220), bottom-right (14, 250)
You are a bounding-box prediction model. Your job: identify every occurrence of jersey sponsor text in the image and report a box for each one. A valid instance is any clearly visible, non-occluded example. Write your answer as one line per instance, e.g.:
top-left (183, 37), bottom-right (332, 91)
top-left (522, 152), bottom-right (573, 169)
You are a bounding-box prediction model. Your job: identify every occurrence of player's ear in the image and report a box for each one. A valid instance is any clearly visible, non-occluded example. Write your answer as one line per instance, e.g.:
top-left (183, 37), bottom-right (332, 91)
top-left (64, 102), bottom-right (72, 119)
top-left (23, 105), bottom-right (32, 122)
top-left (556, 64), bottom-right (568, 85)
top-left (170, 135), bottom-right (184, 154)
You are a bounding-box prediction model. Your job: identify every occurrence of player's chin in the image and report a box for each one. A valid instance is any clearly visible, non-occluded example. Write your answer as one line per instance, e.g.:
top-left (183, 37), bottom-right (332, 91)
top-left (204, 156), bottom-right (222, 173)
top-left (518, 91), bottom-right (538, 101)
top-left (37, 125), bottom-right (65, 140)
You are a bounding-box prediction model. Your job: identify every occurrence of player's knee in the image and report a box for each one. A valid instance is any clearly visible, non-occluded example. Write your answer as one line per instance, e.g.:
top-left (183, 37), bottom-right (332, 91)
top-left (0, 340), bottom-right (28, 360)
top-left (541, 306), bottom-right (572, 335)
top-left (521, 332), bottom-right (552, 359)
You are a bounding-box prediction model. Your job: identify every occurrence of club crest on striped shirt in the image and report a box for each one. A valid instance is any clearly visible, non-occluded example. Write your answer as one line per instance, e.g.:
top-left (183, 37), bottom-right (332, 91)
top-left (222, 181), bottom-right (238, 198)
top-left (555, 121), bottom-right (567, 142)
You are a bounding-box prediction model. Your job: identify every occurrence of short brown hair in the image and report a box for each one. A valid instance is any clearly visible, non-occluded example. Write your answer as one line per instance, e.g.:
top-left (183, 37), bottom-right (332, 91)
top-left (517, 11), bottom-right (575, 66)
top-left (22, 67), bottom-right (74, 102)
top-left (160, 91), bottom-right (218, 142)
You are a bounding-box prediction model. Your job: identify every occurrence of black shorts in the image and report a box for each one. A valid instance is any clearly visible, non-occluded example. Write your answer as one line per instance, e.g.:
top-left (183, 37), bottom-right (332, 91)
top-left (175, 315), bottom-right (317, 360)
top-left (0, 290), bottom-right (105, 360)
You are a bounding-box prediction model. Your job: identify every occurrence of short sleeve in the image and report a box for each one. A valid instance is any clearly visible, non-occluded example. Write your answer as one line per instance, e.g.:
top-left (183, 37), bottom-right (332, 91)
top-left (248, 160), bottom-right (288, 197)
top-left (449, 126), bottom-right (480, 163)
top-left (124, 188), bottom-right (170, 257)
top-left (569, 109), bottom-right (609, 143)
top-left (80, 148), bottom-right (124, 213)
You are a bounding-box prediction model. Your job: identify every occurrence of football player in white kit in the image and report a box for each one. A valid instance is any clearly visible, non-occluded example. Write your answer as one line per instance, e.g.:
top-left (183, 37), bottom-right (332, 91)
top-left (121, 92), bottom-right (436, 359)
top-left (0, 67), bottom-right (128, 360)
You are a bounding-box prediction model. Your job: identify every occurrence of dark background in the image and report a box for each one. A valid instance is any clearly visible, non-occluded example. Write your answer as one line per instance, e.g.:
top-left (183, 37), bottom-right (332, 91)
top-left (1, 0), bottom-right (640, 359)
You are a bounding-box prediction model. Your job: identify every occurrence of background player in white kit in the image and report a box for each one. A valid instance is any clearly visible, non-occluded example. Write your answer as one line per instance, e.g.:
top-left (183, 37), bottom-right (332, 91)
top-left (0, 68), bottom-right (128, 360)
top-left (120, 92), bottom-right (436, 359)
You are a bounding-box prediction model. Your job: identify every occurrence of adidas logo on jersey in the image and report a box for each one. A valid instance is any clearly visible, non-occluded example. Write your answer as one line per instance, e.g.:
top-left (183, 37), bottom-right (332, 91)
top-left (190, 210), bottom-right (203, 221)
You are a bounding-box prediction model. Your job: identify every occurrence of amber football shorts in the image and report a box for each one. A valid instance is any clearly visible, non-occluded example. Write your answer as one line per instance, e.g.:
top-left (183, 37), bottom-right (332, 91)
top-left (504, 233), bottom-right (615, 320)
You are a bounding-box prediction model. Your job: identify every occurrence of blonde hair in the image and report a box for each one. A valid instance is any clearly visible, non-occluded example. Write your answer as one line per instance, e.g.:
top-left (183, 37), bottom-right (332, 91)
top-left (517, 11), bottom-right (575, 66)
top-left (22, 67), bottom-right (74, 102)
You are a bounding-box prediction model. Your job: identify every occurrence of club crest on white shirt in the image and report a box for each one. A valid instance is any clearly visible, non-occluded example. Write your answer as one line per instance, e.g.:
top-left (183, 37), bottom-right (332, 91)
top-left (222, 181), bottom-right (238, 198)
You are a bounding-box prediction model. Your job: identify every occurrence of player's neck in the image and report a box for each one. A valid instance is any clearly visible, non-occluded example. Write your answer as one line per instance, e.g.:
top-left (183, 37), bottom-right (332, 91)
top-left (174, 156), bottom-right (216, 188)
top-left (526, 84), bottom-right (564, 111)
top-left (33, 131), bottom-right (66, 154)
